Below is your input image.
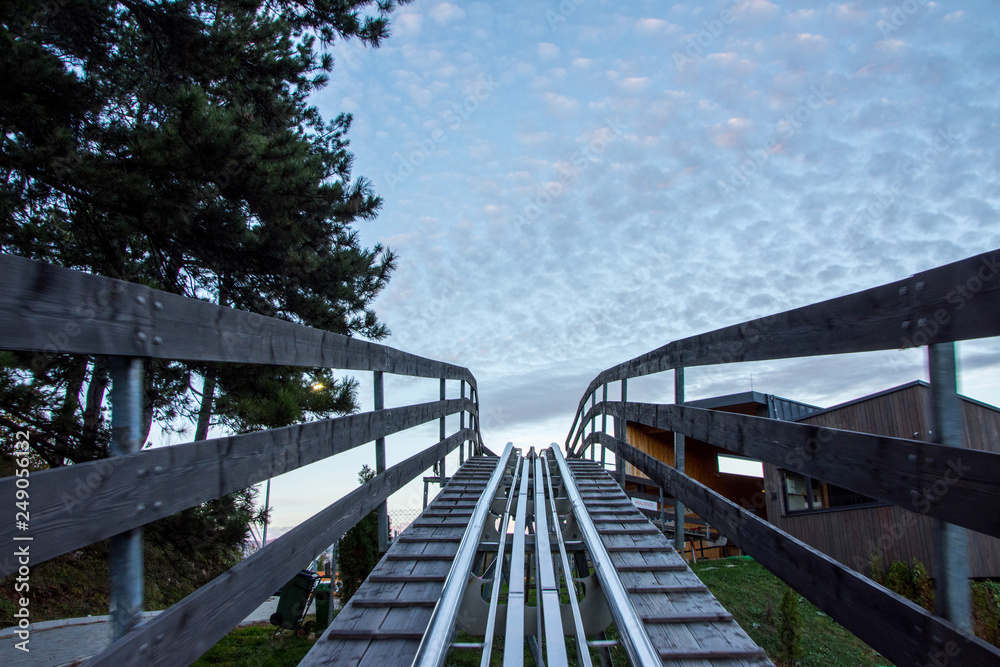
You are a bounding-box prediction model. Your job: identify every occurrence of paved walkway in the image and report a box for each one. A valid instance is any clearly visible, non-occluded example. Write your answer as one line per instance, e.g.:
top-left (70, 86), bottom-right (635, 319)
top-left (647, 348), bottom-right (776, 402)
top-left (0, 596), bottom-right (281, 667)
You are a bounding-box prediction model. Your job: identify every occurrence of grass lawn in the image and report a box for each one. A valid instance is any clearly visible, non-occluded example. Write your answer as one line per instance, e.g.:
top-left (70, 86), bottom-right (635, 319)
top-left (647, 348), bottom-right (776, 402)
top-left (691, 556), bottom-right (891, 667)
top-left (191, 621), bottom-right (319, 667)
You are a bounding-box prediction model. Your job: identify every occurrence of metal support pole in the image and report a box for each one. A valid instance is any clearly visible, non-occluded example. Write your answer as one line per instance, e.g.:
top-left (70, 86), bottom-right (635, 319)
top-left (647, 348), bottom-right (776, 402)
top-left (328, 541), bottom-right (338, 626)
top-left (601, 383), bottom-right (608, 466)
top-left (262, 479), bottom-right (271, 546)
top-left (659, 486), bottom-right (665, 532)
top-left (928, 343), bottom-right (972, 630)
top-left (673, 367), bottom-right (686, 552)
top-left (459, 380), bottom-right (466, 465)
top-left (439, 378), bottom-right (446, 484)
top-left (109, 357), bottom-right (144, 640)
top-left (374, 371), bottom-right (388, 553)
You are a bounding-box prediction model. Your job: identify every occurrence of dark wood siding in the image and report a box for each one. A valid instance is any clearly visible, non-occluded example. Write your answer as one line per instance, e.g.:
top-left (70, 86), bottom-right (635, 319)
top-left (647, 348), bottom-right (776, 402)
top-left (763, 383), bottom-right (1000, 578)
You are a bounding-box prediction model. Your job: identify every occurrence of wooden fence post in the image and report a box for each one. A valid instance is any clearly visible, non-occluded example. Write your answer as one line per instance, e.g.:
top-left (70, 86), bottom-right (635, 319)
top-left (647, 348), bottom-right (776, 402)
top-left (673, 367), bottom-right (686, 552)
top-left (617, 379), bottom-right (628, 486)
top-left (584, 391), bottom-right (597, 461)
top-left (439, 378), bottom-right (446, 484)
top-left (601, 383), bottom-right (608, 466)
top-left (374, 370), bottom-right (387, 553)
top-left (460, 381), bottom-right (466, 465)
top-left (109, 357), bottom-right (144, 639)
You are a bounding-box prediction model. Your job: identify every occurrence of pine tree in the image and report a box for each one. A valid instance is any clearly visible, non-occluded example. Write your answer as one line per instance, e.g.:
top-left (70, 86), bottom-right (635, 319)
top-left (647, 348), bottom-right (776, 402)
top-left (1, 0), bottom-right (405, 462)
top-left (0, 0), bottom-right (408, 600)
top-left (337, 465), bottom-right (383, 604)
top-left (778, 586), bottom-right (803, 666)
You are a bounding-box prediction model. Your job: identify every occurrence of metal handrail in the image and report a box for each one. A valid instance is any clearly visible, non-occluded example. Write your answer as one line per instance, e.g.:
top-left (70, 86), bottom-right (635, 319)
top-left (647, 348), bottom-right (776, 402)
top-left (549, 445), bottom-right (661, 665)
top-left (412, 442), bottom-right (515, 667)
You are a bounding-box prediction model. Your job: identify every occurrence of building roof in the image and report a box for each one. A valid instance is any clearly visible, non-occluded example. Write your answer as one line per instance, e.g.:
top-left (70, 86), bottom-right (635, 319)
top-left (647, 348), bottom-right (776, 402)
top-left (687, 391), bottom-right (822, 421)
top-left (792, 379), bottom-right (1000, 421)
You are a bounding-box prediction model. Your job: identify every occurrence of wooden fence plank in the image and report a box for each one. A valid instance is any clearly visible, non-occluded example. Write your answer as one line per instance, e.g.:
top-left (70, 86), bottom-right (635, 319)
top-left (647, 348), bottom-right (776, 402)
top-left (579, 401), bottom-right (1000, 540)
top-left (567, 248), bottom-right (1000, 453)
top-left (596, 431), bottom-right (1000, 667)
top-left (79, 428), bottom-right (474, 667)
top-left (0, 254), bottom-right (475, 384)
top-left (0, 398), bottom-right (475, 577)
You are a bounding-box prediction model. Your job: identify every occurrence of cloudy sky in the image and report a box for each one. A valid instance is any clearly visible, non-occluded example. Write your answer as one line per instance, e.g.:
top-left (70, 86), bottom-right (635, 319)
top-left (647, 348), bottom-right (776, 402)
top-left (260, 0), bottom-right (1000, 537)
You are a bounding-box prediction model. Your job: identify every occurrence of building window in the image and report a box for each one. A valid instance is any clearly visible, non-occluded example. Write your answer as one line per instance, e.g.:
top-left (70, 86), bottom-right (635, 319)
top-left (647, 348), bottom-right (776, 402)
top-left (717, 454), bottom-right (764, 477)
top-left (781, 470), bottom-right (879, 513)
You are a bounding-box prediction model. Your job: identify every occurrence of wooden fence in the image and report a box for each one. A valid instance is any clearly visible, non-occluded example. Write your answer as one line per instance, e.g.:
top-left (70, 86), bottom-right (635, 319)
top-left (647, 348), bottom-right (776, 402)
top-left (566, 247), bottom-right (1000, 667)
top-left (0, 254), bottom-right (484, 666)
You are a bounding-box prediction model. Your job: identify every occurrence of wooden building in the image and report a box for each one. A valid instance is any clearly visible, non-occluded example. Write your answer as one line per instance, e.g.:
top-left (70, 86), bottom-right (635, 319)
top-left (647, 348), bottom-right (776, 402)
top-left (621, 391), bottom-right (820, 560)
top-left (623, 381), bottom-right (1000, 577)
top-left (763, 381), bottom-right (1000, 579)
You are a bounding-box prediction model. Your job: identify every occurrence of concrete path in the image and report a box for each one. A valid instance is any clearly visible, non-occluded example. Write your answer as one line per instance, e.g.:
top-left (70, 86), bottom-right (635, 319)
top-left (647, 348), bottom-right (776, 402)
top-left (0, 596), bottom-right (280, 667)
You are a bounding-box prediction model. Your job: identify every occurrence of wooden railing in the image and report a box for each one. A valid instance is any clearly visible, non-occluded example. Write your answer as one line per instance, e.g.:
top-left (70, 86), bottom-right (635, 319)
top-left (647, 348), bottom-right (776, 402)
top-left (566, 247), bottom-right (1000, 667)
top-left (0, 254), bottom-right (484, 666)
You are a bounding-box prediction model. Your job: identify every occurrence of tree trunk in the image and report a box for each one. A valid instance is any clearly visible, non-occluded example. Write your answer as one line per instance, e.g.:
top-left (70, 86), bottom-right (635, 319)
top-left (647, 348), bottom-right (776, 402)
top-left (195, 372), bottom-right (216, 441)
top-left (80, 356), bottom-right (110, 460)
top-left (49, 357), bottom-right (88, 462)
top-left (58, 358), bottom-right (87, 425)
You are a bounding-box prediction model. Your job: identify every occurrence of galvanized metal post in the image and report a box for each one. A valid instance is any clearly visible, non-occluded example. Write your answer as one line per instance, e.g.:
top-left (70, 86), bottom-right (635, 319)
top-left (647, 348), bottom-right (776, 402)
top-left (673, 367), bottom-right (686, 552)
top-left (439, 378), bottom-right (446, 484)
top-left (262, 479), bottom-right (271, 546)
top-left (459, 380), bottom-right (466, 465)
top-left (374, 370), bottom-right (387, 553)
top-left (328, 541), bottom-right (338, 626)
top-left (109, 357), bottom-right (144, 640)
top-left (659, 486), bottom-right (665, 532)
top-left (928, 343), bottom-right (972, 631)
top-left (601, 382), bottom-right (608, 467)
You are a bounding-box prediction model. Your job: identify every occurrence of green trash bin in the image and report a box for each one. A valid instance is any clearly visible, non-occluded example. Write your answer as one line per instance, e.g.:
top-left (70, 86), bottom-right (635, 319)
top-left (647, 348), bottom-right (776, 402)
top-left (314, 582), bottom-right (331, 628)
top-left (270, 570), bottom-right (319, 631)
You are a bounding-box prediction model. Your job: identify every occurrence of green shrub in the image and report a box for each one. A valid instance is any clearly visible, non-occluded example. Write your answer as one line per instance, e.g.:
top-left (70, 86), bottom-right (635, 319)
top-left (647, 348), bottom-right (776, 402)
top-left (973, 581), bottom-right (1000, 647)
top-left (910, 559), bottom-right (935, 612)
top-left (868, 549), bottom-right (885, 585)
top-left (883, 559), bottom-right (934, 612)
top-left (778, 587), bottom-right (803, 666)
top-left (886, 561), bottom-right (915, 600)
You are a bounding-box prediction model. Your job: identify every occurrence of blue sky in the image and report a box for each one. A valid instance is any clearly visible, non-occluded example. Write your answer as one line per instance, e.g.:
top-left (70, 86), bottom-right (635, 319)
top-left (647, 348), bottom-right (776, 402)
top-left (258, 0), bottom-right (1000, 536)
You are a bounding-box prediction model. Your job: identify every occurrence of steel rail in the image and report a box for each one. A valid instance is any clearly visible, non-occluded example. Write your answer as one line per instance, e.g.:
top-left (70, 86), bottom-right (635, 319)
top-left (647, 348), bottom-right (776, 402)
top-left (412, 442), bottom-right (515, 667)
top-left (503, 449), bottom-right (533, 666)
top-left (534, 454), bottom-right (568, 664)
top-left (481, 451), bottom-right (523, 667)
top-left (543, 450), bottom-right (593, 667)
top-left (550, 445), bottom-right (661, 666)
